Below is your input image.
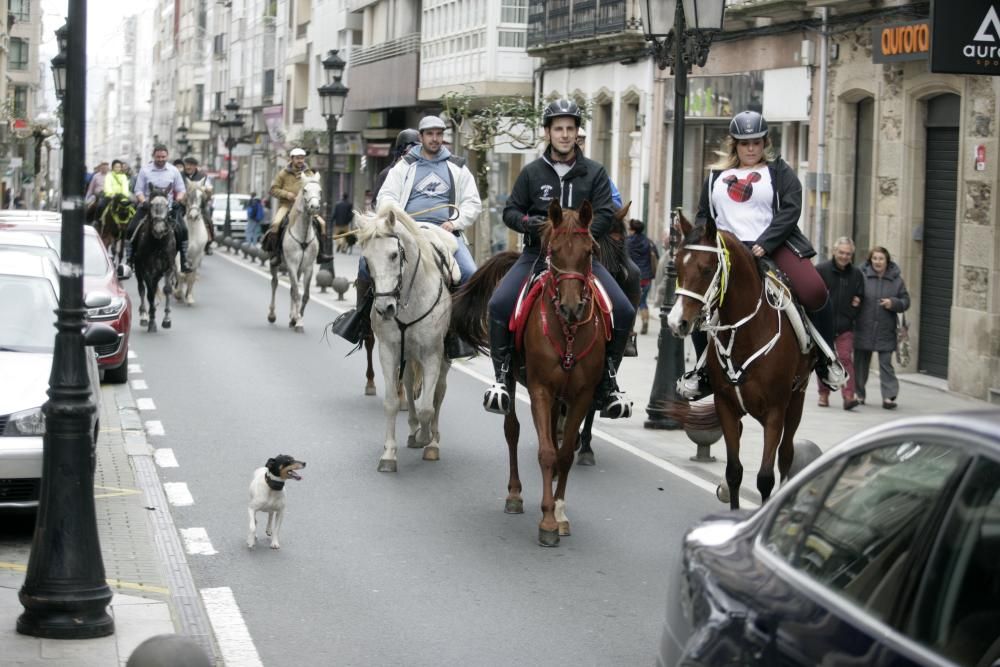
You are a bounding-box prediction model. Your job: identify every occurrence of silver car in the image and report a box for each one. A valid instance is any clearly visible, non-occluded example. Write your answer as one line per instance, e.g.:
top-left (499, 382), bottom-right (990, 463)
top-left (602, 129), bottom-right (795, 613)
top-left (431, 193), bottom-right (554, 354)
top-left (0, 252), bottom-right (116, 511)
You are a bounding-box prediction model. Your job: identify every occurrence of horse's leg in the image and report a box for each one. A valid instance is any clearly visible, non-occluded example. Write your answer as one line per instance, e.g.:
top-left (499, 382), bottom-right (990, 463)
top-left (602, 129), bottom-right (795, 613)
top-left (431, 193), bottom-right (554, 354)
top-left (503, 384), bottom-right (523, 515)
top-left (268, 269), bottom-right (278, 324)
top-left (716, 396), bottom-right (744, 510)
top-left (413, 355), bottom-right (441, 449)
top-left (405, 364), bottom-right (421, 449)
top-left (777, 389), bottom-right (806, 485)
top-left (364, 333), bottom-right (376, 396)
top-left (162, 274), bottom-right (172, 329)
top-left (287, 266), bottom-right (301, 329)
top-left (376, 343), bottom-right (402, 473)
top-left (529, 386), bottom-right (560, 547)
top-left (298, 264), bottom-right (313, 329)
top-left (146, 276), bottom-right (158, 333)
top-left (577, 409), bottom-right (597, 466)
top-left (756, 407), bottom-right (787, 503)
top-left (137, 271), bottom-right (149, 327)
top-left (421, 357), bottom-right (449, 462)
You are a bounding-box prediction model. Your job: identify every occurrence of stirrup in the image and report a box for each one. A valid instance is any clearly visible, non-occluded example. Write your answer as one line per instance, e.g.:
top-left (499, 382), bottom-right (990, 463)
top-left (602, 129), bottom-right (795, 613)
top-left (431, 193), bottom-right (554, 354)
top-left (819, 360), bottom-right (849, 392)
top-left (599, 391), bottom-right (632, 419)
top-left (483, 383), bottom-right (511, 415)
top-left (677, 369), bottom-right (712, 401)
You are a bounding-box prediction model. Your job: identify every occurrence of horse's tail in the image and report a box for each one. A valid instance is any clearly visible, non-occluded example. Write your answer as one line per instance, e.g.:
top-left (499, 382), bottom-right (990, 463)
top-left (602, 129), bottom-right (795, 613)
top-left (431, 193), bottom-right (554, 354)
top-left (451, 250), bottom-right (519, 352)
top-left (653, 398), bottom-right (722, 433)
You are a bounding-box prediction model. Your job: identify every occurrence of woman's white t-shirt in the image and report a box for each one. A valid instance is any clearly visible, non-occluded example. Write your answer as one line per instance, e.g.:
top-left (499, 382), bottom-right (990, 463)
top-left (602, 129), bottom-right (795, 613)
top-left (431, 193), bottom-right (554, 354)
top-left (710, 165), bottom-right (773, 243)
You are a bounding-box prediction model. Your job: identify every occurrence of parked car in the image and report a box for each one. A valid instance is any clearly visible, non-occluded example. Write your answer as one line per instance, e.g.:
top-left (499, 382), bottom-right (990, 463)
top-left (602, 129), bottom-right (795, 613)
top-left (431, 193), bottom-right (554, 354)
top-left (658, 411), bottom-right (1000, 667)
top-left (211, 193), bottom-right (251, 238)
top-left (0, 214), bottom-right (133, 383)
top-left (0, 252), bottom-right (115, 512)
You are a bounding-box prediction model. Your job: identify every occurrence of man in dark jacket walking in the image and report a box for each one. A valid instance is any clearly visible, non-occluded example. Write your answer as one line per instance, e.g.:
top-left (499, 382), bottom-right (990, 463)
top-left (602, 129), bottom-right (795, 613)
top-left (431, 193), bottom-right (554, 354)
top-left (815, 237), bottom-right (865, 410)
top-left (332, 192), bottom-right (354, 253)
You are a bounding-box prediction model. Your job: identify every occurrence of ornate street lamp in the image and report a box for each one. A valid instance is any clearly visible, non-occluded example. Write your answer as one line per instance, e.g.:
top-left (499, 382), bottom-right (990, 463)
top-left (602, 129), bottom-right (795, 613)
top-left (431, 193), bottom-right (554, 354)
top-left (317, 50), bottom-right (349, 274)
top-left (639, 0), bottom-right (725, 430)
top-left (176, 124), bottom-right (190, 157)
top-left (18, 0), bottom-right (116, 638)
top-left (217, 98), bottom-right (244, 239)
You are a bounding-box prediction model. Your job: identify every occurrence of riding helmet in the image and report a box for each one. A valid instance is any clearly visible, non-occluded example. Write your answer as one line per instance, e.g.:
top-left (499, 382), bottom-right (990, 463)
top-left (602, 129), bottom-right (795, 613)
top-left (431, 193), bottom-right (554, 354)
top-left (729, 110), bottom-right (768, 140)
top-left (542, 99), bottom-right (582, 127)
top-left (395, 128), bottom-right (420, 151)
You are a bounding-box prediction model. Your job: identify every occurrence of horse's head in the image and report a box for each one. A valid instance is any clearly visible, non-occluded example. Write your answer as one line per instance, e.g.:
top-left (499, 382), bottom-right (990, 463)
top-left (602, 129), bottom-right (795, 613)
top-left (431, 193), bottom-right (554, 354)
top-left (299, 175), bottom-right (322, 218)
top-left (357, 207), bottom-right (406, 320)
top-left (184, 179), bottom-right (205, 215)
top-left (148, 186), bottom-right (171, 239)
top-left (667, 211), bottom-right (725, 337)
top-left (544, 199), bottom-right (596, 324)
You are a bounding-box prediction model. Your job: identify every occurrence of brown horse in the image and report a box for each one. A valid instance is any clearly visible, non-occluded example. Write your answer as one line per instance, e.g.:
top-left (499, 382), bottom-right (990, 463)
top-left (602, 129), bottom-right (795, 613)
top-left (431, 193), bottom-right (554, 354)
top-left (667, 212), bottom-right (812, 509)
top-left (453, 200), bottom-right (607, 547)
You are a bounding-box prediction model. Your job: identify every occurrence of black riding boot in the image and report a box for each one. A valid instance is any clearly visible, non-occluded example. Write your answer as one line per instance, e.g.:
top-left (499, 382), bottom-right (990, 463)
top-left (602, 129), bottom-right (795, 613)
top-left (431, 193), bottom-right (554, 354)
top-left (595, 329), bottom-right (633, 419)
top-left (483, 319), bottom-right (514, 415)
top-left (178, 240), bottom-right (192, 273)
top-left (808, 297), bottom-right (847, 390)
top-left (330, 275), bottom-right (374, 345)
top-left (678, 331), bottom-right (712, 400)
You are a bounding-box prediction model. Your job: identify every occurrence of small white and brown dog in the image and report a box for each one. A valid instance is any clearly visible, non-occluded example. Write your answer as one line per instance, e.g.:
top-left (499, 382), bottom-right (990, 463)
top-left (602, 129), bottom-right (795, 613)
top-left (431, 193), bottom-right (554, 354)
top-left (247, 455), bottom-right (306, 549)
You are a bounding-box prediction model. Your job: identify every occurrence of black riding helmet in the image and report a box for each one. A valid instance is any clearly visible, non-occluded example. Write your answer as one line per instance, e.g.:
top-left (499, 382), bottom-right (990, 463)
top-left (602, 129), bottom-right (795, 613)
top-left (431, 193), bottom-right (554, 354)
top-left (729, 110), bottom-right (768, 140)
top-left (395, 128), bottom-right (420, 151)
top-left (542, 99), bottom-right (582, 127)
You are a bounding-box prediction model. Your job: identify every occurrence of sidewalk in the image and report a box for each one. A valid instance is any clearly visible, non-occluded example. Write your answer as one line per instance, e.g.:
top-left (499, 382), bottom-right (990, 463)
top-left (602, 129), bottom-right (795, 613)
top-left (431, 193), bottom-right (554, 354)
top-left (0, 382), bottom-right (218, 666)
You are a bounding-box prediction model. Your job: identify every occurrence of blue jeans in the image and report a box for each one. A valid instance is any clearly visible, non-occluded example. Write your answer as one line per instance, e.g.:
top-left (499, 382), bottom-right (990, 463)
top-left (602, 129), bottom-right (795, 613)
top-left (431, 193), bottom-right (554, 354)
top-left (245, 218), bottom-right (261, 245)
top-left (357, 231), bottom-right (476, 285)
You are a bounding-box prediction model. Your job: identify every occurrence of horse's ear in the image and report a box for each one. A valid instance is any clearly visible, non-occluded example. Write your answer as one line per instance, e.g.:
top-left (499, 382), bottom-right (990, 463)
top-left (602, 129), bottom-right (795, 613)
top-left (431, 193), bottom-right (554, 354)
top-left (613, 200), bottom-right (631, 221)
top-left (579, 199), bottom-right (593, 226)
top-left (547, 200), bottom-right (562, 227)
top-left (704, 216), bottom-right (717, 242)
top-left (673, 209), bottom-right (692, 238)
top-left (387, 210), bottom-right (396, 228)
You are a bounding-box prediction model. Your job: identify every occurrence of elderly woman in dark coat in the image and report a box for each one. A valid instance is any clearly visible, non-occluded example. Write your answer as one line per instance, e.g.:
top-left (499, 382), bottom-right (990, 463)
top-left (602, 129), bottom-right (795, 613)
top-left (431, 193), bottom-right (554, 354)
top-left (853, 246), bottom-right (910, 409)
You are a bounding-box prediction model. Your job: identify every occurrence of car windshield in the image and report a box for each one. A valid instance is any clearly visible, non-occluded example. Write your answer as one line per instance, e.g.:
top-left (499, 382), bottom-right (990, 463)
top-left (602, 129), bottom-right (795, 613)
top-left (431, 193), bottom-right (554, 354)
top-left (0, 275), bottom-right (57, 351)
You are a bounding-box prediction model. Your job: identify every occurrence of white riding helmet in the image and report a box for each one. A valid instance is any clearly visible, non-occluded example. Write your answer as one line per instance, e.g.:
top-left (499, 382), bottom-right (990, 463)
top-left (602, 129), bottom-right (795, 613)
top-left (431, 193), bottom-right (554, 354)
top-left (289, 148), bottom-right (307, 157)
top-left (418, 115), bottom-right (447, 132)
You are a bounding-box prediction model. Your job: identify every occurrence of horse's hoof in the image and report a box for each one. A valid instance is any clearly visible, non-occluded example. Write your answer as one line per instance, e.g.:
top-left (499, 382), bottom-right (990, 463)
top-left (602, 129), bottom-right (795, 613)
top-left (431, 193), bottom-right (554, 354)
top-left (288, 320), bottom-right (295, 328)
top-left (162, 320), bottom-right (171, 329)
top-left (139, 316), bottom-right (149, 326)
top-left (504, 498), bottom-right (524, 514)
top-left (538, 528), bottom-right (560, 547)
top-left (294, 324), bottom-right (304, 333)
top-left (364, 384), bottom-right (376, 396)
top-left (406, 434), bottom-right (422, 449)
top-left (716, 481), bottom-right (731, 505)
top-left (377, 459), bottom-right (397, 473)
top-left (267, 313), bottom-right (276, 324)
top-left (422, 446), bottom-right (439, 462)
top-left (148, 322), bottom-right (157, 333)
top-left (558, 521), bottom-right (571, 536)
top-left (577, 452), bottom-right (595, 466)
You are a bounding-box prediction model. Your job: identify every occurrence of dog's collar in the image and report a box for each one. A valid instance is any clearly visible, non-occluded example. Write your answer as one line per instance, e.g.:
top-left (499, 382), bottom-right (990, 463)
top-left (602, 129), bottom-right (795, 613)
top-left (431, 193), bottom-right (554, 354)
top-left (265, 472), bottom-right (285, 490)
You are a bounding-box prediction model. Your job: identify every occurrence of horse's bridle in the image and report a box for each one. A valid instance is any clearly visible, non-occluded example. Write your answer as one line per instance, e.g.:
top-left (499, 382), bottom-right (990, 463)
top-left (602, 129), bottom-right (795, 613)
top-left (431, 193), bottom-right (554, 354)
top-left (286, 184), bottom-right (322, 249)
top-left (674, 233), bottom-right (731, 319)
top-left (541, 227), bottom-right (602, 371)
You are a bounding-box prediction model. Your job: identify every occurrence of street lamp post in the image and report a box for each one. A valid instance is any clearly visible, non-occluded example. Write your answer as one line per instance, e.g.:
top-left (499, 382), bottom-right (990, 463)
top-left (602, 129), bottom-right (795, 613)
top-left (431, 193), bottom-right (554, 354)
top-left (317, 50), bottom-right (349, 274)
top-left (176, 124), bottom-right (190, 158)
top-left (218, 98), bottom-right (244, 240)
top-left (18, 2), bottom-right (116, 638)
top-left (639, 0), bottom-right (725, 430)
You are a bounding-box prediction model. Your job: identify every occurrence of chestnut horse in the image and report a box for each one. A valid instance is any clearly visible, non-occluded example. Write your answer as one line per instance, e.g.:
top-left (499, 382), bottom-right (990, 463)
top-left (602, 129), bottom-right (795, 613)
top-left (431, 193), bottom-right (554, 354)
top-left (667, 212), bottom-right (811, 509)
top-left (453, 200), bottom-right (607, 547)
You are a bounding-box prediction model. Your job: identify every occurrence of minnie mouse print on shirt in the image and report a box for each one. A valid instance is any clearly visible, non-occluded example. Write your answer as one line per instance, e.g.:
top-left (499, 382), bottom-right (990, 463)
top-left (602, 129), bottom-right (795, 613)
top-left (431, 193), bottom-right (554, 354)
top-left (711, 165), bottom-right (774, 243)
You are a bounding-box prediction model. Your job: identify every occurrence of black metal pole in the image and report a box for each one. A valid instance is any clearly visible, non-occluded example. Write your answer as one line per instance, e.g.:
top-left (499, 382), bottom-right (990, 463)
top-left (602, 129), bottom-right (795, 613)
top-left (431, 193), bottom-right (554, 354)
top-left (18, 0), bottom-right (115, 638)
top-left (320, 114), bottom-right (336, 273)
top-left (224, 131), bottom-right (232, 239)
top-left (645, 1), bottom-right (687, 430)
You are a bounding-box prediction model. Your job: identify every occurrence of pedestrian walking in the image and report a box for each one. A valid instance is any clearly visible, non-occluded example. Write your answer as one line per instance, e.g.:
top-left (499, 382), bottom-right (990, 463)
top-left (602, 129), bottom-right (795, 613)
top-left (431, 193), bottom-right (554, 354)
top-left (854, 246), bottom-right (910, 409)
top-left (815, 237), bottom-right (865, 410)
top-left (245, 192), bottom-right (265, 245)
top-left (626, 218), bottom-right (659, 335)
top-left (332, 192), bottom-right (354, 253)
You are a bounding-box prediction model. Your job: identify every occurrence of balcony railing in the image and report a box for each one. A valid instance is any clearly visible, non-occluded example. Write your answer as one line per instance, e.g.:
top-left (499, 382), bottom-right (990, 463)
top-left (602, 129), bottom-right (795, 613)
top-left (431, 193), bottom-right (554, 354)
top-left (351, 33), bottom-right (420, 67)
top-left (527, 0), bottom-right (635, 49)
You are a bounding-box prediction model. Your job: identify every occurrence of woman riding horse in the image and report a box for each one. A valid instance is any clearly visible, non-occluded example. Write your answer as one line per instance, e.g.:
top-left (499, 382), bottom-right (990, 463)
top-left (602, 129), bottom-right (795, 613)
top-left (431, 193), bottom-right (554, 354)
top-left (678, 110), bottom-right (847, 400)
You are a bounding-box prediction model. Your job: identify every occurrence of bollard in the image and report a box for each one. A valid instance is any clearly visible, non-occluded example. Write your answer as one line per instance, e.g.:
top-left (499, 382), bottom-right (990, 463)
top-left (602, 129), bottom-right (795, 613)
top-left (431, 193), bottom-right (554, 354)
top-left (315, 268), bottom-right (333, 292)
top-left (684, 398), bottom-right (722, 463)
top-left (126, 634), bottom-right (212, 667)
top-left (331, 275), bottom-right (350, 300)
top-left (788, 439), bottom-right (822, 479)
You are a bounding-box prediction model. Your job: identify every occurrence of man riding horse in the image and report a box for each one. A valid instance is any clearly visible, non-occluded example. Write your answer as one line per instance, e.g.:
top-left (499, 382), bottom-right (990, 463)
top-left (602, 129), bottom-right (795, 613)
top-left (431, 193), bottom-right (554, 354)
top-left (262, 148), bottom-right (332, 264)
top-left (124, 144), bottom-right (192, 273)
top-left (179, 156), bottom-right (216, 254)
top-left (485, 99), bottom-right (636, 419)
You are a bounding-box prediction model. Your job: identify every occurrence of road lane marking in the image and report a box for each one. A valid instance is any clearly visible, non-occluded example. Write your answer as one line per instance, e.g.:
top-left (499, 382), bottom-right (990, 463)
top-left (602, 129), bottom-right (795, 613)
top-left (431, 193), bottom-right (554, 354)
top-left (128, 363), bottom-right (142, 374)
top-left (200, 587), bottom-right (264, 667)
top-left (153, 447), bottom-right (178, 467)
top-left (128, 349), bottom-right (137, 359)
top-left (180, 527), bottom-right (218, 555)
top-left (145, 420), bottom-right (165, 436)
top-left (131, 378), bottom-right (148, 390)
top-left (163, 482), bottom-right (194, 506)
top-left (136, 397), bottom-right (156, 411)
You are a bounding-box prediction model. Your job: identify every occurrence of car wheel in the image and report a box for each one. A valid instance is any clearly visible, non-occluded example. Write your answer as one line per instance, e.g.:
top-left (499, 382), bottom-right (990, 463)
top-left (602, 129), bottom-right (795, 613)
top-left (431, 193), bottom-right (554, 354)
top-left (104, 350), bottom-right (129, 384)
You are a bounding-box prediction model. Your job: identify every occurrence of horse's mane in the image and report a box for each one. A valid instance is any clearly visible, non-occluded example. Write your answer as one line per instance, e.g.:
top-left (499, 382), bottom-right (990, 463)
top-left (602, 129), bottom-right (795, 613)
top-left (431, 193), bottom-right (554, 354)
top-left (354, 200), bottom-right (440, 280)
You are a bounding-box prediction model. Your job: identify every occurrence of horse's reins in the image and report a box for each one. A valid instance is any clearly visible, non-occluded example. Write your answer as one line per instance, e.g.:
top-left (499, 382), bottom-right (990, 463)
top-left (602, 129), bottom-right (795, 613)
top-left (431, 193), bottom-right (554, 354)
top-left (329, 204), bottom-right (461, 241)
top-left (676, 232), bottom-right (786, 414)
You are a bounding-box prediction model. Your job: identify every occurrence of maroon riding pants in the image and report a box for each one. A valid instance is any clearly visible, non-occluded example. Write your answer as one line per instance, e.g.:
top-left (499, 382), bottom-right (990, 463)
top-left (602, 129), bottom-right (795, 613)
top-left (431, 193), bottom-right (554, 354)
top-left (771, 245), bottom-right (827, 311)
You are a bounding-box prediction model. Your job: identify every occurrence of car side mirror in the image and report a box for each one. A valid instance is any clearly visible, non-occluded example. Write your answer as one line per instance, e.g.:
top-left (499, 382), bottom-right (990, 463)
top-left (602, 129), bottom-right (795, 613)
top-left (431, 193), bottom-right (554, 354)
top-left (117, 263), bottom-right (132, 281)
top-left (83, 322), bottom-right (118, 347)
top-left (84, 291), bottom-right (112, 309)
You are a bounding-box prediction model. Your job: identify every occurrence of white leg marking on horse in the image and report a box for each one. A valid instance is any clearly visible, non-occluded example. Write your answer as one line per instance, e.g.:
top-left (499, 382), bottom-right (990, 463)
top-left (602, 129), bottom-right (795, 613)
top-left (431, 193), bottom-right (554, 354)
top-left (554, 499), bottom-right (568, 524)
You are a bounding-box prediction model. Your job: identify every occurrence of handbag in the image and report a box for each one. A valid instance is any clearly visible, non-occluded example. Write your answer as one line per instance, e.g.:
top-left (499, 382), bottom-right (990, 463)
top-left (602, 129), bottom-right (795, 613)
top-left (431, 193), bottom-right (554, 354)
top-left (895, 313), bottom-right (911, 367)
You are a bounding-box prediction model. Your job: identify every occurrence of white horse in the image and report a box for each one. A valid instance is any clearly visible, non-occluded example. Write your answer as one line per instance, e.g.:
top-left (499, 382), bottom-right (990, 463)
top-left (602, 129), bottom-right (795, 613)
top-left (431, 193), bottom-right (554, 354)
top-left (178, 177), bottom-right (210, 305)
top-left (267, 174), bottom-right (322, 332)
top-left (354, 201), bottom-right (458, 472)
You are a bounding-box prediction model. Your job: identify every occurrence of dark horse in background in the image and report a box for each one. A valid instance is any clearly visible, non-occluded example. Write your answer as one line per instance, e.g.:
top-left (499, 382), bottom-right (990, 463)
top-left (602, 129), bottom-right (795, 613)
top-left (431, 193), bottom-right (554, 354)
top-left (133, 186), bottom-right (176, 333)
top-left (453, 201), bottom-right (608, 547)
top-left (94, 194), bottom-right (135, 267)
top-left (667, 212), bottom-right (813, 508)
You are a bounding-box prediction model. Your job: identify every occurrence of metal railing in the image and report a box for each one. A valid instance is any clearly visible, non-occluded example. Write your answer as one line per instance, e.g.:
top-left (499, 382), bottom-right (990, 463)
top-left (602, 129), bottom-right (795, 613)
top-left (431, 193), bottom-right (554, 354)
top-left (351, 33), bottom-right (420, 67)
top-left (527, 0), bottom-right (637, 48)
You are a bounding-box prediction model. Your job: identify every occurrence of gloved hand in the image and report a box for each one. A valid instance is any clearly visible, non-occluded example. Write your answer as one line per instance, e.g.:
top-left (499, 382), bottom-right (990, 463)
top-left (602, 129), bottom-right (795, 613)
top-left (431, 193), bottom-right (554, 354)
top-left (523, 215), bottom-right (548, 234)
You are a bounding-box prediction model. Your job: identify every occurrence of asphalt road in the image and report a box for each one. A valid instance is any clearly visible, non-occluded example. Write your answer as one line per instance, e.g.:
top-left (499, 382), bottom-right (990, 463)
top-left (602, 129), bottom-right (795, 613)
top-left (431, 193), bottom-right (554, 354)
top-left (124, 251), bottom-right (721, 666)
